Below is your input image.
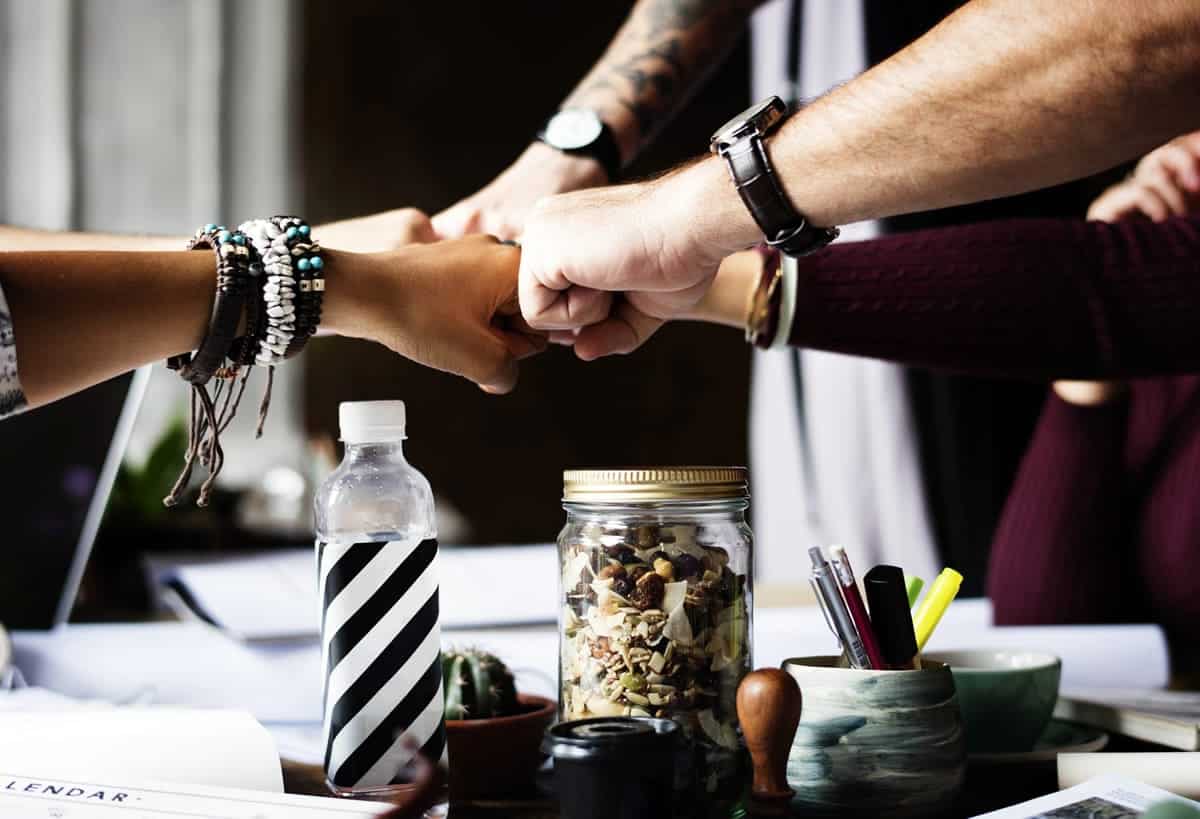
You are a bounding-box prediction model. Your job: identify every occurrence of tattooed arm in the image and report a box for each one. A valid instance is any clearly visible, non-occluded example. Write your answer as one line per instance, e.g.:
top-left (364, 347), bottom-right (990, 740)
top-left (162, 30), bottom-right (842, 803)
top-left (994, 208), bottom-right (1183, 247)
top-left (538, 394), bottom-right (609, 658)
top-left (433, 0), bottom-right (761, 239)
top-left (561, 0), bottom-right (760, 164)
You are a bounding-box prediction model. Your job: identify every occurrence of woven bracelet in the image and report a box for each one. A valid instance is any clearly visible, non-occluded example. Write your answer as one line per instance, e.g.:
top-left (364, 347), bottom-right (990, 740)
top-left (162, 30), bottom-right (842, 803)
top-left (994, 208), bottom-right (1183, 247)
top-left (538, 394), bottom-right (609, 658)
top-left (165, 224), bottom-right (258, 508)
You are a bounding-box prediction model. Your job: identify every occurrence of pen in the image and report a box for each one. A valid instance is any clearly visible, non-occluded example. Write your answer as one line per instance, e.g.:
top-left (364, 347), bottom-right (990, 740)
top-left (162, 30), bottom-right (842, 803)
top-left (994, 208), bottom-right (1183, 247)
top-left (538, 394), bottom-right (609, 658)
top-left (913, 567), bottom-right (963, 650)
top-left (906, 575), bottom-right (925, 609)
top-left (829, 545), bottom-right (884, 670)
top-left (809, 546), bottom-right (871, 669)
top-left (864, 564), bottom-right (921, 670)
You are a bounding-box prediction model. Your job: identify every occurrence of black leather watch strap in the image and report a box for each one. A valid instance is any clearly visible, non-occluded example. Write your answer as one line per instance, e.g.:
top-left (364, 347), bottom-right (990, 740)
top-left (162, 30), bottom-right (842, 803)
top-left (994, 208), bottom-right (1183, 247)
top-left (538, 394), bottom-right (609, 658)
top-left (537, 121), bottom-right (622, 184)
top-left (724, 136), bottom-right (838, 256)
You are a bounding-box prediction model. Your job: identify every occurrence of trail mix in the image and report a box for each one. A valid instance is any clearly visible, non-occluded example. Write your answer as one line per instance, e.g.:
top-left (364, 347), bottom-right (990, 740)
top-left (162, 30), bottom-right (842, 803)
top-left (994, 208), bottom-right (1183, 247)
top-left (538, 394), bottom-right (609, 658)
top-left (560, 523), bottom-right (750, 758)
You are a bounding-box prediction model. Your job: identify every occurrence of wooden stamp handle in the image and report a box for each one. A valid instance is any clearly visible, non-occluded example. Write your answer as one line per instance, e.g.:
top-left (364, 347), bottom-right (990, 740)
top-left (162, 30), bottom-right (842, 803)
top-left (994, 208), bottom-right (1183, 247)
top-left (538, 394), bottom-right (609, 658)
top-left (737, 669), bottom-right (802, 816)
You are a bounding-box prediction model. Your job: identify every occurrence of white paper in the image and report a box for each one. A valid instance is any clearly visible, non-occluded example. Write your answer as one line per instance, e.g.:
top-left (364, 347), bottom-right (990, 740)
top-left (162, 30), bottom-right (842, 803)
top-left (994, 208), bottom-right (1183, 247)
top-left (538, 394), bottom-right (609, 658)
top-left (0, 772), bottom-right (392, 818)
top-left (1059, 754), bottom-right (1200, 800)
top-left (0, 710), bottom-right (282, 792)
top-left (972, 774), bottom-right (1199, 818)
top-left (12, 622), bottom-right (323, 722)
top-left (154, 543), bottom-right (559, 640)
top-left (161, 552), bottom-right (318, 640)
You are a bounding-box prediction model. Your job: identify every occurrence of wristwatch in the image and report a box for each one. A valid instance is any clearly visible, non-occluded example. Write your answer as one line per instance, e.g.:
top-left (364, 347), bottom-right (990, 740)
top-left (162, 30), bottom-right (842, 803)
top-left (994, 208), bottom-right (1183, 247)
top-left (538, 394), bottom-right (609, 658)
top-left (710, 96), bottom-right (839, 257)
top-left (538, 109), bottom-right (622, 183)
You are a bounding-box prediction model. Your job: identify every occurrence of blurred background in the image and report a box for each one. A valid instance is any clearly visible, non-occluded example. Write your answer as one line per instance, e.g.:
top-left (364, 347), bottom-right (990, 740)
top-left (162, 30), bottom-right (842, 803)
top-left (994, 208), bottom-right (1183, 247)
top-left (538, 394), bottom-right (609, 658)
top-left (0, 0), bottom-right (752, 621)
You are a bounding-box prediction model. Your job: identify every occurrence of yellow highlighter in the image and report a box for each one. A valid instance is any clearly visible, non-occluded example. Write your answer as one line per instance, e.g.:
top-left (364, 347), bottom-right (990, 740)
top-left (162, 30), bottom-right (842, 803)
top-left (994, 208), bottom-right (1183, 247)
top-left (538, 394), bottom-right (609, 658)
top-left (912, 568), bottom-right (963, 650)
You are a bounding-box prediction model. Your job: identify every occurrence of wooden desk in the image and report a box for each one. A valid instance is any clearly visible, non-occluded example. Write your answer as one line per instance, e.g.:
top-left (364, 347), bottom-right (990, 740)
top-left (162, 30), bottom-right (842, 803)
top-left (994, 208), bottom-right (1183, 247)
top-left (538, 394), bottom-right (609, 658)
top-left (282, 735), bottom-right (1166, 818)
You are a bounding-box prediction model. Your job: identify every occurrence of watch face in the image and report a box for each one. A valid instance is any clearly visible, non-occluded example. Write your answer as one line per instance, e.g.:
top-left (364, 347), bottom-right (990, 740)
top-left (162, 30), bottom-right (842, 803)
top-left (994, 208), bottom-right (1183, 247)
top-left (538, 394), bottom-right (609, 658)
top-left (710, 96), bottom-right (787, 151)
top-left (544, 109), bottom-right (604, 151)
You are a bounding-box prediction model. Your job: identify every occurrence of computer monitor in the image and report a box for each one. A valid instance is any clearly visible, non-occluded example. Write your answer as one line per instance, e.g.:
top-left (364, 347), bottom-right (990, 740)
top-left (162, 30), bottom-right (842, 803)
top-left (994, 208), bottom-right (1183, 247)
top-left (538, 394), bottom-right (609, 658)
top-left (0, 366), bottom-right (150, 629)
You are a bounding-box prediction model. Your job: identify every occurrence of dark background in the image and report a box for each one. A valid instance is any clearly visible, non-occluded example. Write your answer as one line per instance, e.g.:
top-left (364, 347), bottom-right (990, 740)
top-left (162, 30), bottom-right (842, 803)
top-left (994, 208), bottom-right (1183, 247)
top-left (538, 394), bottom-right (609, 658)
top-left (301, 1), bottom-right (754, 544)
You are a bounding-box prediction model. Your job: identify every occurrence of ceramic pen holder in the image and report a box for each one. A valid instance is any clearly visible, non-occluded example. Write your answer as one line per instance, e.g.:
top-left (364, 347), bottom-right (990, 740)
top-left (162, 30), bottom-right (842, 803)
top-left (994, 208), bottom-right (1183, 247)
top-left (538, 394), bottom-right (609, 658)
top-left (782, 656), bottom-right (966, 818)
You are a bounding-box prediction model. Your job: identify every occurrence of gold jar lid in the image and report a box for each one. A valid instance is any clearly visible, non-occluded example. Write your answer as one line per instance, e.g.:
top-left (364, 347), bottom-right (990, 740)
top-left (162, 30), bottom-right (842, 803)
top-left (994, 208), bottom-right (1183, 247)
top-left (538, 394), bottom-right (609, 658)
top-left (563, 467), bottom-right (749, 503)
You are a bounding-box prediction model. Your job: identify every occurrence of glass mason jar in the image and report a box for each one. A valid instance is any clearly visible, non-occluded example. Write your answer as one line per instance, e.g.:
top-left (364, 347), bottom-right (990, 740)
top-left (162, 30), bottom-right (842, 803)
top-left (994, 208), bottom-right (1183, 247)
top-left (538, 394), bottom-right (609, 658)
top-left (557, 467), bottom-right (753, 816)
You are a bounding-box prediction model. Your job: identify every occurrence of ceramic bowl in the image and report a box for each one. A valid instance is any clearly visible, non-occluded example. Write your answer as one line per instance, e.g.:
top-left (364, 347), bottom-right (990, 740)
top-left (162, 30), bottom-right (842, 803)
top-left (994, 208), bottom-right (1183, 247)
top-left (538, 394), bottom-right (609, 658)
top-left (783, 656), bottom-right (966, 818)
top-left (925, 650), bottom-right (1061, 754)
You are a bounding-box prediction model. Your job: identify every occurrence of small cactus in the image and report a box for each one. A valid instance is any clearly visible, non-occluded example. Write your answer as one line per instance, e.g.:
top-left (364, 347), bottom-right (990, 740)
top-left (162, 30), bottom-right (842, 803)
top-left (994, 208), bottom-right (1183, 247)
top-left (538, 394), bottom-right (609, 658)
top-left (442, 648), bottom-right (519, 720)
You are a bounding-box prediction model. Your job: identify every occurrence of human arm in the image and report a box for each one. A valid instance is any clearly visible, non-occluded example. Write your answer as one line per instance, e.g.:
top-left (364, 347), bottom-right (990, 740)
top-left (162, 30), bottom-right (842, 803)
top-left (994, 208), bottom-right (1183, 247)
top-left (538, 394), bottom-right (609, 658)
top-left (0, 208), bottom-right (438, 254)
top-left (432, 0), bottom-right (761, 239)
top-left (519, 0), bottom-right (1200, 353)
top-left (687, 214), bottom-right (1200, 379)
top-left (0, 235), bottom-right (537, 410)
top-left (986, 390), bottom-right (1132, 624)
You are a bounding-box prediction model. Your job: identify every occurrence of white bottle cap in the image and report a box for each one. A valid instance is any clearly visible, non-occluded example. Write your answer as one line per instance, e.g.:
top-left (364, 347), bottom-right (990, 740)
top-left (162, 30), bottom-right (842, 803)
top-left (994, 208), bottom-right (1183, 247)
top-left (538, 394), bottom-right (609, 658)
top-left (339, 400), bottom-right (407, 443)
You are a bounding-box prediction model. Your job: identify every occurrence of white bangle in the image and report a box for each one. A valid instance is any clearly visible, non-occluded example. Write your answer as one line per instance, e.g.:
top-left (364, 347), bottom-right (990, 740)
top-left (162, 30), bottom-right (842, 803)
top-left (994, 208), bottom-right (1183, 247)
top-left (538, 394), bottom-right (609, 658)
top-left (770, 253), bottom-right (798, 350)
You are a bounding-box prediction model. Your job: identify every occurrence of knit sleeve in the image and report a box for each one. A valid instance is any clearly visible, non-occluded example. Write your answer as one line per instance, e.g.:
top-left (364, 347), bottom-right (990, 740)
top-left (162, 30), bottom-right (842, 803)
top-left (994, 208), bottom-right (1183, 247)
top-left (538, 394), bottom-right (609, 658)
top-left (986, 392), bottom-right (1132, 624)
top-left (0, 282), bottom-right (28, 419)
top-left (788, 215), bottom-right (1200, 380)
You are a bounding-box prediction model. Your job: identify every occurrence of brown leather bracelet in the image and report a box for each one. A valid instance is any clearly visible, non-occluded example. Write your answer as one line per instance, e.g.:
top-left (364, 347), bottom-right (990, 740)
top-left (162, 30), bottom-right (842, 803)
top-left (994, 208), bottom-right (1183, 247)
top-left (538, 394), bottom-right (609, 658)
top-left (168, 226), bottom-right (254, 385)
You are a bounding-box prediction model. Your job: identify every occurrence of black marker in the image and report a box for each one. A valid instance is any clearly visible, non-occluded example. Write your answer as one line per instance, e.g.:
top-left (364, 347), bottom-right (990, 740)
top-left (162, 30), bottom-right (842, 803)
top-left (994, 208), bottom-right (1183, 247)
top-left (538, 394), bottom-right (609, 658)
top-left (864, 565), bottom-right (922, 670)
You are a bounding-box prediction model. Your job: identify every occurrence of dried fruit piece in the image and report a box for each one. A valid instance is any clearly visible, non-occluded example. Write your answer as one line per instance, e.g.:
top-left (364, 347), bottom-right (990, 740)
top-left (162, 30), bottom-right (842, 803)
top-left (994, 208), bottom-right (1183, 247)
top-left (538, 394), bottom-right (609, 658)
top-left (631, 571), bottom-right (666, 610)
top-left (672, 553), bottom-right (702, 579)
top-left (597, 563), bottom-right (627, 581)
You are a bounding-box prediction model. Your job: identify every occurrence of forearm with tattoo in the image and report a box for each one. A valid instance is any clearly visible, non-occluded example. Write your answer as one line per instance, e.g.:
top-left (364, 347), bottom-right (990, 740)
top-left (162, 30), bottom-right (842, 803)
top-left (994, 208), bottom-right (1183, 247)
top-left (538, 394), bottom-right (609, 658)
top-left (564, 0), bottom-right (763, 164)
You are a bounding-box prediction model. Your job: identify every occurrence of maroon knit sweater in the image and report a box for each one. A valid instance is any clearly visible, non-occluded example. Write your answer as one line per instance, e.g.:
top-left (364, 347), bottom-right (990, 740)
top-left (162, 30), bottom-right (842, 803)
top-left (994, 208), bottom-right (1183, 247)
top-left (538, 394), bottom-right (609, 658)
top-left (985, 379), bottom-right (1200, 635)
top-left (788, 214), bottom-right (1200, 379)
top-left (786, 214), bottom-right (1200, 631)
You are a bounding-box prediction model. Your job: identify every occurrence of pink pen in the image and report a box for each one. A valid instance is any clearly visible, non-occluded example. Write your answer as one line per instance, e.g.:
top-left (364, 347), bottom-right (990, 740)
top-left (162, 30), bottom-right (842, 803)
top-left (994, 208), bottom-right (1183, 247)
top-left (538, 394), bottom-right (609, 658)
top-left (829, 545), bottom-right (885, 670)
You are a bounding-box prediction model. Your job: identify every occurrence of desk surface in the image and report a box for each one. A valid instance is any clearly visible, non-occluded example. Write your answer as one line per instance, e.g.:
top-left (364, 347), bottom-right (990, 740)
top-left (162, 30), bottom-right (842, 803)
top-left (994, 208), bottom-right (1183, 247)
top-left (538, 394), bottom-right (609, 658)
top-left (281, 735), bottom-right (1165, 818)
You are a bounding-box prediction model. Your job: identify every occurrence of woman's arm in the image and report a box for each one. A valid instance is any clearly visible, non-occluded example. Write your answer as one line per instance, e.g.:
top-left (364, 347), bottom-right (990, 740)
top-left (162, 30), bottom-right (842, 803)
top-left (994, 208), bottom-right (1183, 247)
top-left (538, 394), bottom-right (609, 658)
top-left (987, 390), bottom-right (1133, 624)
top-left (692, 213), bottom-right (1200, 380)
top-left (0, 236), bottom-right (536, 410)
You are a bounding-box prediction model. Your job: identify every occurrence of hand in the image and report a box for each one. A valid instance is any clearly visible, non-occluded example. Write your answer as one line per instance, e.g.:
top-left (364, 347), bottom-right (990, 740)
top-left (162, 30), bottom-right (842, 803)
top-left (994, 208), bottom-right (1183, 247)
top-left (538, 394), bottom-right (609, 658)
top-left (518, 162), bottom-right (755, 360)
top-left (327, 237), bottom-right (545, 394)
top-left (432, 143), bottom-right (609, 240)
top-left (317, 208), bottom-right (437, 253)
top-left (1088, 131), bottom-right (1200, 222)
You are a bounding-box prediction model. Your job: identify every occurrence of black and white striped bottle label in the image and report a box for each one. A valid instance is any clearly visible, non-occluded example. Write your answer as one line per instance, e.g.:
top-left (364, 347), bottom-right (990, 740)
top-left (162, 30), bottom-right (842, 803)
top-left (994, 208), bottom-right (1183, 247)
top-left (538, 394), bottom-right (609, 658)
top-left (318, 537), bottom-right (446, 791)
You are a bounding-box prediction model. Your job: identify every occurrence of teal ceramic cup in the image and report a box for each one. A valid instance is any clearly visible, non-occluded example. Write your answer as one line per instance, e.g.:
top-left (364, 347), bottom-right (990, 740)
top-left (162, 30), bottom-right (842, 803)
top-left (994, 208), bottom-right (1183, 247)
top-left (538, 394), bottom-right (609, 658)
top-left (782, 656), bottom-right (966, 818)
top-left (925, 650), bottom-right (1061, 754)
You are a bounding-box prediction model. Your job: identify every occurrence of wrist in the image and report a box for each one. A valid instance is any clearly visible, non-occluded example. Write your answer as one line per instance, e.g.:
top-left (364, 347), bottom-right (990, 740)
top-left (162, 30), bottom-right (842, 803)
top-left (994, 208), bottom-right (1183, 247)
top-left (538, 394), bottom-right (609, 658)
top-left (321, 248), bottom-right (380, 338)
top-left (521, 141), bottom-right (610, 190)
top-left (663, 156), bottom-right (763, 260)
top-left (687, 250), bottom-right (762, 328)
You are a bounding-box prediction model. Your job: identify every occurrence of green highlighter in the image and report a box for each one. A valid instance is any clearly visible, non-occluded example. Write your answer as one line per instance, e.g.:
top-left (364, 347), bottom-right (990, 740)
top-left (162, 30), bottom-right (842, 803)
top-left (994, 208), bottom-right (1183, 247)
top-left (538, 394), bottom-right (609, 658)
top-left (905, 575), bottom-right (925, 609)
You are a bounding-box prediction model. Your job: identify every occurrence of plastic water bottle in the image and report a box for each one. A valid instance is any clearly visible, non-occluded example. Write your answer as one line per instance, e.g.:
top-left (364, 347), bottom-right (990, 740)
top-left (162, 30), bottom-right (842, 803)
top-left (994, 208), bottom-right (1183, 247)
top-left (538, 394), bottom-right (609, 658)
top-left (314, 400), bottom-right (446, 797)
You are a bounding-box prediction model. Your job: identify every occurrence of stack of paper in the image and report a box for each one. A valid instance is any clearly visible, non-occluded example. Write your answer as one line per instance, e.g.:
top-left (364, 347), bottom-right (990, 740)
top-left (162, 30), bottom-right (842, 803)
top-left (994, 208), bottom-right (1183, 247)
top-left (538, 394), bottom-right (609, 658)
top-left (151, 543), bottom-right (558, 640)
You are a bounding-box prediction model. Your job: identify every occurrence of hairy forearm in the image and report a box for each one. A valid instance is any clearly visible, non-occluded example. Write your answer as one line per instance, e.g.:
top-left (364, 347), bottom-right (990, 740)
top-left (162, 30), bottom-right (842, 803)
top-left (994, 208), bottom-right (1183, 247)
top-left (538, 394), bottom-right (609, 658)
top-left (563, 0), bottom-right (761, 163)
top-left (0, 224), bottom-right (183, 251)
top-left (676, 0), bottom-right (1200, 255)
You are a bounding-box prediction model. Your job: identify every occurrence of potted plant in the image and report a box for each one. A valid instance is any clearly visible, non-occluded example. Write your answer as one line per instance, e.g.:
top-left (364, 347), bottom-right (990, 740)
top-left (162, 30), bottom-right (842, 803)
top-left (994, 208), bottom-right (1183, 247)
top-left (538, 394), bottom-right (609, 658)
top-left (442, 648), bottom-right (556, 800)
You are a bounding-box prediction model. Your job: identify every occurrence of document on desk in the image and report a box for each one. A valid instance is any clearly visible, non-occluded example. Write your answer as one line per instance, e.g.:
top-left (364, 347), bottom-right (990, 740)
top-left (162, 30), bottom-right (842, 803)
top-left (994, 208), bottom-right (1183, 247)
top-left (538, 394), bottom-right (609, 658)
top-left (156, 543), bottom-right (558, 640)
top-left (0, 709), bottom-right (283, 792)
top-left (0, 774), bottom-right (393, 818)
top-left (971, 774), bottom-right (1199, 818)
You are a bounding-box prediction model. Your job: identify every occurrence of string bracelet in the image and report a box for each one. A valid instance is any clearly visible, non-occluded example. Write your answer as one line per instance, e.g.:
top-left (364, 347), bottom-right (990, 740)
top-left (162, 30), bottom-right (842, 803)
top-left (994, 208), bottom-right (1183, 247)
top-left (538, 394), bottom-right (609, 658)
top-left (165, 224), bottom-right (257, 507)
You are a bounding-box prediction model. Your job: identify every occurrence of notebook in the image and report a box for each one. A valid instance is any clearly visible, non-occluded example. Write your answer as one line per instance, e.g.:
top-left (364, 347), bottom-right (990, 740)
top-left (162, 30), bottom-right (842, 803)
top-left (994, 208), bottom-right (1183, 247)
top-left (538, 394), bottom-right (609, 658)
top-left (1055, 688), bottom-right (1200, 750)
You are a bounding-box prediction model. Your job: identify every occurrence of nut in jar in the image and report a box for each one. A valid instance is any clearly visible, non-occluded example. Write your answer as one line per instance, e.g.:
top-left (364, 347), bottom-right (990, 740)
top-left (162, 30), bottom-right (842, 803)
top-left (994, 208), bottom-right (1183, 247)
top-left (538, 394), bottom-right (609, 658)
top-left (558, 468), bottom-right (753, 811)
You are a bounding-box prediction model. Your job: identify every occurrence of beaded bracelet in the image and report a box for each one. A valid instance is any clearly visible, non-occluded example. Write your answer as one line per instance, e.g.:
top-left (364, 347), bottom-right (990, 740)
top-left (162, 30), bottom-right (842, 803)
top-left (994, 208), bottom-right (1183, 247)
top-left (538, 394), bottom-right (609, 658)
top-left (238, 216), bottom-right (325, 363)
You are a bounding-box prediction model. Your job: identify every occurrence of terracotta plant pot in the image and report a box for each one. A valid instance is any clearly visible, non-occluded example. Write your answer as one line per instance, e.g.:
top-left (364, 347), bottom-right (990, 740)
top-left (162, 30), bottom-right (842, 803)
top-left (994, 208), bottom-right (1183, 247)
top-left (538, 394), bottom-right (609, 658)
top-left (445, 693), bottom-right (556, 801)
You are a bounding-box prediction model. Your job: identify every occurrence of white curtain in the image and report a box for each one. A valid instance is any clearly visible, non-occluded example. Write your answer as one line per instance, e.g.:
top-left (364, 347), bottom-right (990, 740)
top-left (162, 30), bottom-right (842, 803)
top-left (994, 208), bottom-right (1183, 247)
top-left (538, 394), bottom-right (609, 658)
top-left (0, 0), bottom-right (307, 486)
